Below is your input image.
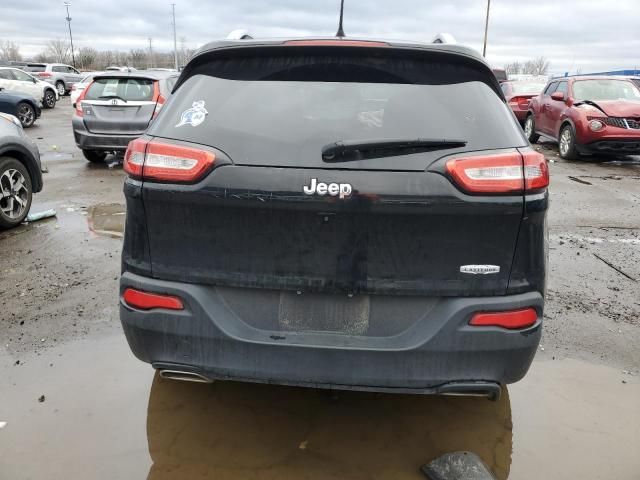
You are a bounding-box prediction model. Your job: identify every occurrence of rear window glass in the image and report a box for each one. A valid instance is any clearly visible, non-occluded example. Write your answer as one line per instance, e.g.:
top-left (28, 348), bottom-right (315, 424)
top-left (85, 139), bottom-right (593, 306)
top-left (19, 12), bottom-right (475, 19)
top-left (152, 52), bottom-right (525, 166)
top-left (25, 65), bottom-right (45, 72)
top-left (511, 82), bottom-right (546, 94)
top-left (85, 78), bottom-right (155, 101)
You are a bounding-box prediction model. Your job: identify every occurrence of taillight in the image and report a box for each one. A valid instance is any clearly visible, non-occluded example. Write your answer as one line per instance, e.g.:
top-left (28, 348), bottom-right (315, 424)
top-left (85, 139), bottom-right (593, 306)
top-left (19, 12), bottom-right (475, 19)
top-left (509, 96), bottom-right (532, 109)
top-left (124, 138), bottom-right (215, 183)
top-left (152, 94), bottom-right (166, 118)
top-left (122, 288), bottom-right (184, 310)
top-left (446, 150), bottom-right (548, 194)
top-left (284, 39), bottom-right (390, 47)
top-left (470, 308), bottom-right (538, 330)
top-left (75, 80), bottom-right (93, 117)
top-left (37, 72), bottom-right (52, 78)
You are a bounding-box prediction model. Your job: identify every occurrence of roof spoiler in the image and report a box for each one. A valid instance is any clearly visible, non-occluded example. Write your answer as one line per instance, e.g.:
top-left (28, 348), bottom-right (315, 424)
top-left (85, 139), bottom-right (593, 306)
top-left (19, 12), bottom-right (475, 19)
top-left (432, 33), bottom-right (457, 44)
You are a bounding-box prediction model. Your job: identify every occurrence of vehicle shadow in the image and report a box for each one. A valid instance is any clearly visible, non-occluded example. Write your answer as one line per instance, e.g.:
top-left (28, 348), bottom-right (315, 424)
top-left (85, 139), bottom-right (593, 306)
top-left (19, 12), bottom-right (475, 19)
top-left (145, 373), bottom-right (512, 479)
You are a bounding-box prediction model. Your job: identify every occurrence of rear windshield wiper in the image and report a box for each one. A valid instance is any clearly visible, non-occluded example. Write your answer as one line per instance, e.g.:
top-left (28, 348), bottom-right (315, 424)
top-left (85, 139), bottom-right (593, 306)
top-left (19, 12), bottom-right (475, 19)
top-left (321, 138), bottom-right (467, 162)
top-left (573, 100), bottom-right (608, 115)
top-left (98, 95), bottom-right (128, 103)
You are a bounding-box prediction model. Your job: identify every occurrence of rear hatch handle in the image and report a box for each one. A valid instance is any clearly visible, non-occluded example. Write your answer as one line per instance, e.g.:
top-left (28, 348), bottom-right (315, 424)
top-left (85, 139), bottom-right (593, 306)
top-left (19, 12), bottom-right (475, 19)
top-left (98, 95), bottom-right (128, 103)
top-left (321, 138), bottom-right (467, 162)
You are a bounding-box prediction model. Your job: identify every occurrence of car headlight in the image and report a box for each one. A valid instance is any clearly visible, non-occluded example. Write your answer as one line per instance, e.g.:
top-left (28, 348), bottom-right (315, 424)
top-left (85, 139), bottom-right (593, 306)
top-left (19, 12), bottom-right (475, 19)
top-left (0, 112), bottom-right (22, 128)
top-left (589, 120), bottom-right (605, 132)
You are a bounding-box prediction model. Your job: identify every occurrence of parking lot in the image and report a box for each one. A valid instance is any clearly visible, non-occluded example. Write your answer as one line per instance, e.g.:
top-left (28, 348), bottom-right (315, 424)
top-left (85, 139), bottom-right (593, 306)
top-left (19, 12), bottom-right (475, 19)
top-left (1, 97), bottom-right (640, 479)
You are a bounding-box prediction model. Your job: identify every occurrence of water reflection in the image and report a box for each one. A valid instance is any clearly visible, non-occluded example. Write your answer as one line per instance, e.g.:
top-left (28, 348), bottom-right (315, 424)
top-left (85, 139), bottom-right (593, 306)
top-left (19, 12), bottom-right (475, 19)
top-left (146, 374), bottom-right (512, 479)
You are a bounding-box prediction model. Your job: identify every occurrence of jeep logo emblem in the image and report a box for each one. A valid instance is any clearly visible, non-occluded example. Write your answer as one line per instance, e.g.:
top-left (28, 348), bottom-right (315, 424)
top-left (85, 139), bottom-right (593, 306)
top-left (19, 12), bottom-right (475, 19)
top-left (303, 178), bottom-right (352, 199)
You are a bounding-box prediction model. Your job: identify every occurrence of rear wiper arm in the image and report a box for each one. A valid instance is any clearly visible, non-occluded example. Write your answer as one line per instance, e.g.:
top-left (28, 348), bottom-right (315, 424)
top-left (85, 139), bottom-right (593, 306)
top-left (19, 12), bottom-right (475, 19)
top-left (98, 95), bottom-right (128, 103)
top-left (321, 138), bottom-right (467, 162)
top-left (573, 100), bottom-right (608, 115)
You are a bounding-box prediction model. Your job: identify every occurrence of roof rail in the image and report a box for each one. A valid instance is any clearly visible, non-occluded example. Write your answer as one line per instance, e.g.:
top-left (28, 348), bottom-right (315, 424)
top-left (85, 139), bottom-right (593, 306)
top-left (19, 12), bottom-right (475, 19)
top-left (226, 29), bottom-right (253, 40)
top-left (432, 33), bottom-right (457, 44)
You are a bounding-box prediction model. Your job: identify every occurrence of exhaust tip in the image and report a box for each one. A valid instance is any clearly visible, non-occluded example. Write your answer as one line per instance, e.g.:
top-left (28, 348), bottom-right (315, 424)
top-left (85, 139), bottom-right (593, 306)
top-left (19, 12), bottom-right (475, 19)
top-left (158, 369), bottom-right (213, 383)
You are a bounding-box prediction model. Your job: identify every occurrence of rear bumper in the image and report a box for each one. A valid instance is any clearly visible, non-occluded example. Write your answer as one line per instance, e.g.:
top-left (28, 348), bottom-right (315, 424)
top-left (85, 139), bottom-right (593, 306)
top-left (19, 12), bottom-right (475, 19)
top-left (72, 116), bottom-right (138, 151)
top-left (120, 272), bottom-right (543, 392)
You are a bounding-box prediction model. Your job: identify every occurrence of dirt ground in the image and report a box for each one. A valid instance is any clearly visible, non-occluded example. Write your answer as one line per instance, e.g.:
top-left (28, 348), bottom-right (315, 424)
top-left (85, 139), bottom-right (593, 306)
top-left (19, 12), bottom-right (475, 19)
top-left (1, 97), bottom-right (639, 479)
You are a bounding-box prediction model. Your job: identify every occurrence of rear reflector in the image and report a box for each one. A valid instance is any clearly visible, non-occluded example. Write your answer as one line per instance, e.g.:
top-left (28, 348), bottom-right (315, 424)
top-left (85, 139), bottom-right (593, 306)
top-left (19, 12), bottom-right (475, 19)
top-left (122, 288), bottom-right (184, 311)
top-left (124, 138), bottom-right (215, 183)
top-left (446, 150), bottom-right (548, 194)
top-left (469, 308), bottom-right (538, 330)
top-left (284, 39), bottom-right (389, 47)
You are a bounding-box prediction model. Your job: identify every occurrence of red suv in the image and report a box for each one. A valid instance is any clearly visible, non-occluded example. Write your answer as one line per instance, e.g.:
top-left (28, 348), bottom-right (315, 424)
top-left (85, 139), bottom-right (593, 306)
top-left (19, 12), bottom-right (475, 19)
top-left (525, 76), bottom-right (640, 159)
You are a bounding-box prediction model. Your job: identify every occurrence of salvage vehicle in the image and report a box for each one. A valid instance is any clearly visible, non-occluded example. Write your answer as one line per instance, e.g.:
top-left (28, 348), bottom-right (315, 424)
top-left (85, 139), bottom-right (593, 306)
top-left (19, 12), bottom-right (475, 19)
top-left (120, 37), bottom-right (549, 398)
top-left (0, 87), bottom-right (41, 128)
top-left (0, 67), bottom-right (58, 109)
top-left (525, 76), bottom-right (640, 159)
top-left (71, 71), bottom-right (178, 163)
top-left (500, 81), bottom-right (546, 124)
top-left (0, 112), bottom-right (43, 229)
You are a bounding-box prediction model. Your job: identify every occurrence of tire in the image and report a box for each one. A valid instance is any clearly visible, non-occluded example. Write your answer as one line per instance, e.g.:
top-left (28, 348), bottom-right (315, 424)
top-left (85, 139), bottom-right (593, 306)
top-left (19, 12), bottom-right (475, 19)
top-left (43, 89), bottom-right (57, 109)
top-left (82, 149), bottom-right (108, 163)
top-left (0, 156), bottom-right (33, 229)
top-left (558, 124), bottom-right (578, 160)
top-left (56, 81), bottom-right (66, 96)
top-left (16, 102), bottom-right (36, 128)
top-left (524, 115), bottom-right (540, 144)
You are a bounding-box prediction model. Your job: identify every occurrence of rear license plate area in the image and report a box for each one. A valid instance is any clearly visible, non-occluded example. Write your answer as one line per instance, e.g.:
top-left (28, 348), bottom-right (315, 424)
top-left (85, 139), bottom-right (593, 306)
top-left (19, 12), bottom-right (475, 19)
top-left (278, 292), bottom-right (370, 335)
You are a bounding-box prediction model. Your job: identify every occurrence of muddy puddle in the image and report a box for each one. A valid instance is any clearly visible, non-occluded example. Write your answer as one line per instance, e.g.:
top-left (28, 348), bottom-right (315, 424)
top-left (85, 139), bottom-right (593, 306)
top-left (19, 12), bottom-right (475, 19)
top-left (87, 203), bottom-right (125, 238)
top-left (1, 334), bottom-right (639, 480)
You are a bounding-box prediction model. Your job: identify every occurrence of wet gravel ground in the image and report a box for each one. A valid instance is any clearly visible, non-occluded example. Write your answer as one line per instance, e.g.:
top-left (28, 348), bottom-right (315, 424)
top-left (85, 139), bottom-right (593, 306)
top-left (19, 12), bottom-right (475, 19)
top-left (1, 97), bottom-right (639, 479)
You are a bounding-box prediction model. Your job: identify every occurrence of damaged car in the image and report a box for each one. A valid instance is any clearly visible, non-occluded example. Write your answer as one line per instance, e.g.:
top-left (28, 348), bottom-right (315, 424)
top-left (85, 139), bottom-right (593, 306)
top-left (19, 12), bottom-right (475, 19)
top-left (525, 76), bottom-right (640, 159)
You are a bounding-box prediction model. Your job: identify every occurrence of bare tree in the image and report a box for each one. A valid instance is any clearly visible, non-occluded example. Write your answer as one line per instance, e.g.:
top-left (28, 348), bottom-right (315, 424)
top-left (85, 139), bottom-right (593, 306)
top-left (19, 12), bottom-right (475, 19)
top-left (77, 46), bottom-right (97, 70)
top-left (0, 40), bottom-right (22, 61)
top-left (178, 36), bottom-right (193, 68)
top-left (504, 61), bottom-right (522, 75)
top-left (45, 39), bottom-right (71, 63)
top-left (523, 57), bottom-right (550, 75)
top-left (128, 49), bottom-right (147, 69)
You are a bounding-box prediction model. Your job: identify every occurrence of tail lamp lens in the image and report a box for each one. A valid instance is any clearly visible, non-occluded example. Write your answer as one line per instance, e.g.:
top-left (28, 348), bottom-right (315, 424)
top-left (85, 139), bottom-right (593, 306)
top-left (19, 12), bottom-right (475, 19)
top-left (123, 138), bottom-right (215, 183)
top-left (470, 308), bottom-right (538, 330)
top-left (446, 150), bottom-right (548, 194)
top-left (122, 288), bottom-right (184, 311)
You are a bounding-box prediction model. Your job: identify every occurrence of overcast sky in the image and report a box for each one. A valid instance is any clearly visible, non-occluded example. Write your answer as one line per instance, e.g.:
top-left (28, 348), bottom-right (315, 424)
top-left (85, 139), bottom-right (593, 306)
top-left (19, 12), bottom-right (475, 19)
top-left (2, 0), bottom-right (639, 74)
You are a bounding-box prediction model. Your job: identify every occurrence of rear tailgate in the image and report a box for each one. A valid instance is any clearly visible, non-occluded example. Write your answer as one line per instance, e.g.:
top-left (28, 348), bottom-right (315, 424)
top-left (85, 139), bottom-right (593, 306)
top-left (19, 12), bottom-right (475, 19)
top-left (141, 43), bottom-right (529, 297)
top-left (81, 77), bottom-right (157, 134)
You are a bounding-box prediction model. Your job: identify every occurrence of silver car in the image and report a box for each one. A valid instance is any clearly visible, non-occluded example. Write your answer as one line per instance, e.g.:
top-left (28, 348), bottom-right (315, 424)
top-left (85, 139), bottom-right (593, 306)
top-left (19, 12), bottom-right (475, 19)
top-left (23, 63), bottom-right (84, 96)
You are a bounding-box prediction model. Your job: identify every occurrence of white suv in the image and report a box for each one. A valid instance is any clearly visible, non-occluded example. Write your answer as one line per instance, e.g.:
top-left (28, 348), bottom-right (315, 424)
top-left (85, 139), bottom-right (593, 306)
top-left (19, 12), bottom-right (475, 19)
top-left (0, 67), bottom-right (59, 109)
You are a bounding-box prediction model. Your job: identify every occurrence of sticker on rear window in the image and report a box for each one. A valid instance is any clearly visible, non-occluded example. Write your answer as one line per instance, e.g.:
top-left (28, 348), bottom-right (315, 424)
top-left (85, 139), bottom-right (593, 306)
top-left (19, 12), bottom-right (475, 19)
top-left (176, 100), bottom-right (208, 128)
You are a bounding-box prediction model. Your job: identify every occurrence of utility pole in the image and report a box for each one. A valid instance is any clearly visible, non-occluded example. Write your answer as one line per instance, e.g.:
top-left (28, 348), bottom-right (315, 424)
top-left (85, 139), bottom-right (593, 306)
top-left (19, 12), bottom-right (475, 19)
top-left (482, 0), bottom-right (491, 57)
top-left (148, 38), bottom-right (153, 68)
top-left (171, 3), bottom-right (178, 70)
top-left (64, 1), bottom-right (76, 67)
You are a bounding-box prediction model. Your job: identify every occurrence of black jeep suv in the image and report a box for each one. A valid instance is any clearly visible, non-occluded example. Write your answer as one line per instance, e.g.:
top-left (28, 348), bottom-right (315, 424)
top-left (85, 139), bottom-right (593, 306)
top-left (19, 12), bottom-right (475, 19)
top-left (120, 37), bottom-right (549, 398)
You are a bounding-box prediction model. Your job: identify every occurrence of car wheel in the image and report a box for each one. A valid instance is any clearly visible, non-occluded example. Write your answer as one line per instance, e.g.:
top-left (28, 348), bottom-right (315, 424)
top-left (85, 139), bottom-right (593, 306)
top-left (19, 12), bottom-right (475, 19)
top-left (558, 124), bottom-right (578, 160)
top-left (16, 102), bottom-right (36, 128)
top-left (43, 89), bottom-right (57, 109)
top-left (0, 157), bottom-right (33, 229)
top-left (82, 149), bottom-right (108, 163)
top-left (56, 81), bottom-right (66, 96)
top-left (524, 115), bottom-right (540, 143)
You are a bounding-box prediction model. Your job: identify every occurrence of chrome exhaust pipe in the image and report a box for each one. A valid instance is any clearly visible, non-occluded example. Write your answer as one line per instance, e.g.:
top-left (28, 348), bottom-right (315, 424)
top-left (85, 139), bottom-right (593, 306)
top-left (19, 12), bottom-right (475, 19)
top-left (158, 369), bottom-right (213, 383)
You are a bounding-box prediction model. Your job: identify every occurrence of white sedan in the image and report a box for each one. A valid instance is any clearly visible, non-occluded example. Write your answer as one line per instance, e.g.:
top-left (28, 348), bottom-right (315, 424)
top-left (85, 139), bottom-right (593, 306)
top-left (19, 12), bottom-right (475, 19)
top-left (71, 72), bottom-right (103, 108)
top-left (0, 67), bottom-right (59, 109)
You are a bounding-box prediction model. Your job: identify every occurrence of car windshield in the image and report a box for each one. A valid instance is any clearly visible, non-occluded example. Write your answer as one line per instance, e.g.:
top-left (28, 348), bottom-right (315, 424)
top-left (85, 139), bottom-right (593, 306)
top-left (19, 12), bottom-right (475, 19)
top-left (511, 82), bottom-right (546, 94)
top-left (573, 79), bottom-right (640, 101)
top-left (84, 77), bottom-right (155, 101)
